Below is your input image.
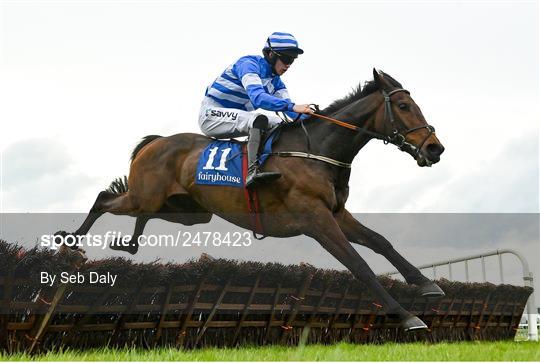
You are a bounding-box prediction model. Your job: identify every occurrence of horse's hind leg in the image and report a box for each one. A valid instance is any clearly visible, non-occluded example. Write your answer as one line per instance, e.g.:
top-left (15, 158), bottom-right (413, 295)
top-left (52, 190), bottom-right (125, 264)
top-left (110, 195), bottom-right (213, 255)
top-left (58, 190), bottom-right (140, 251)
top-left (73, 191), bottom-right (122, 236)
top-left (336, 209), bottom-right (444, 297)
top-left (55, 190), bottom-right (123, 251)
top-left (110, 214), bottom-right (150, 255)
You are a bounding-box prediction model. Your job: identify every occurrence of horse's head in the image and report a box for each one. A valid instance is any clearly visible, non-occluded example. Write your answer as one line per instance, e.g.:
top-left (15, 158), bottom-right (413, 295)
top-left (371, 69), bottom-right (444, 166)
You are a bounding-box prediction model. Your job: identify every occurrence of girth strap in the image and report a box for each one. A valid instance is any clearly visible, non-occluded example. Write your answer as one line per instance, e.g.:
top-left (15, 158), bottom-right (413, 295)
top-left (242, 144), bottom-right (266, 240)
top-left (271, 151), bottom-right (352, 168)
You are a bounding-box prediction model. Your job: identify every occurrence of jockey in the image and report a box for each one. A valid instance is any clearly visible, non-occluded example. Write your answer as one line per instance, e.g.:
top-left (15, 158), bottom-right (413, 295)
top-left (199, 32), bottom-right (313, 188)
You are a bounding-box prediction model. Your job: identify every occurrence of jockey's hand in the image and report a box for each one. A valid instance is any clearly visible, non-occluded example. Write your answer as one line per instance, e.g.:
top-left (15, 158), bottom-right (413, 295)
top-left (293, 104), bottom-right (315, 114)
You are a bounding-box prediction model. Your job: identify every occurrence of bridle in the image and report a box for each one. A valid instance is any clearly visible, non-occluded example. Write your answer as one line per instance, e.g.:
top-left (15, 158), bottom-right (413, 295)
top-left (273, 88), bottom-right (437, 168)
top-left (379, 89), bottom-right (436, 158)
top-left (310, 88), bottom-right (436, 159)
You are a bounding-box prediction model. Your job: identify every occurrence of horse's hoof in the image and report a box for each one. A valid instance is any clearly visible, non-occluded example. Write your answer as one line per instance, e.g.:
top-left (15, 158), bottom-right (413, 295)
top-left (57, 245), bottom-right (88, 269)
top-left (54, 230), bottom-right (69, 238)
top-left (418, 281), bottom-right (445, 298)
top-left (53, 231), bottom-right (78, 250)
top-left (402, 316), bottom-right (428, 332)
top-left (74, 249), bottom-right (88, 269)
top-left (110, 238), bottom-right (138, 255)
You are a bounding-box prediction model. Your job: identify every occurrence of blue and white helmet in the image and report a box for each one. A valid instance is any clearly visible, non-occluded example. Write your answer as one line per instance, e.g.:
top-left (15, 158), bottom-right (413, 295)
top-left (263, 32), bottom-right (304, 55)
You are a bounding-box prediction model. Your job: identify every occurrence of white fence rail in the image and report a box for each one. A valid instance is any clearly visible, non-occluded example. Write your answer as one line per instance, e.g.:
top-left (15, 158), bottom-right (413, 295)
top-left (383, 249), bottom-right (538, 341)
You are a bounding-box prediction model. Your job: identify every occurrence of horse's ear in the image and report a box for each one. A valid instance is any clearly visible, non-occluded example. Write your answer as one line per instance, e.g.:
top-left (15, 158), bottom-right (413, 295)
top-left (373, 68), bottom-right (391, 91)
top-left (373, 68), bottom-right (383, 88)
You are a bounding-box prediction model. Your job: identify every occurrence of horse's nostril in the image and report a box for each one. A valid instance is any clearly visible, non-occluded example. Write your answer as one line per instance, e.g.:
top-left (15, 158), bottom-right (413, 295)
top-left (427, 143), bottom-right (445, 157)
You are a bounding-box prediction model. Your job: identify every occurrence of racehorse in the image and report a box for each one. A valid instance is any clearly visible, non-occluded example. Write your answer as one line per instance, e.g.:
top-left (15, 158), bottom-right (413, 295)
top-left (67, 69), bottom-right (445, 331)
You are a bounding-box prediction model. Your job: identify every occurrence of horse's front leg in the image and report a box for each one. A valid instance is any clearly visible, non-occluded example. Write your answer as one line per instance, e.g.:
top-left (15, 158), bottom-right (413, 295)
top-left (335, 209), bottom-right (444, 297)
top-left (304, 208), bottom-right (427, 331)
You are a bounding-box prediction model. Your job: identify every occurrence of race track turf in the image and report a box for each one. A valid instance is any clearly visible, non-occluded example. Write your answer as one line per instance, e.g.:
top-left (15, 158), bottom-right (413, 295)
top-left (2, 340), bottom-right (539, 361)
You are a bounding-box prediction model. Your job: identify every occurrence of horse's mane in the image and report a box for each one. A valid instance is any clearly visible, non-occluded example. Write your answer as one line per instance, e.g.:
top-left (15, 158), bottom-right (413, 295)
top-left (321, 71), bottom-right (403, 115)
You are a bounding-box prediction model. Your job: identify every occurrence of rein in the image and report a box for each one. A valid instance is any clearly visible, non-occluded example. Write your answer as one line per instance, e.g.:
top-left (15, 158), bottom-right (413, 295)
top-left (274, 88), bottom-right (436, 168)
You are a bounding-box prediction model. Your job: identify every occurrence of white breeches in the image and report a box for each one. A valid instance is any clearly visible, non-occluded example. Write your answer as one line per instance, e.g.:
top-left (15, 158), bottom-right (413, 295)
top-left (198, 96), bottom-right (283, 139)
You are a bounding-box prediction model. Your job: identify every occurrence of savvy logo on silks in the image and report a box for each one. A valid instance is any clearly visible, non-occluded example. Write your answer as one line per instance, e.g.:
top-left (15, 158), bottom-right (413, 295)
top-left (205, 108), bottom-right (238, 121)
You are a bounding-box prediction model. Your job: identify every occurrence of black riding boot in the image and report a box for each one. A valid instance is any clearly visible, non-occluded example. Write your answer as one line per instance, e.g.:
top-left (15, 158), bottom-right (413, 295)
top-left (245, 115), bottom-right (281, 188)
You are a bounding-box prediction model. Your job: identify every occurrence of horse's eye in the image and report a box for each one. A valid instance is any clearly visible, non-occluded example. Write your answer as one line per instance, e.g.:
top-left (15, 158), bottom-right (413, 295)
top-left (398, 103), bottom-right (409, 110)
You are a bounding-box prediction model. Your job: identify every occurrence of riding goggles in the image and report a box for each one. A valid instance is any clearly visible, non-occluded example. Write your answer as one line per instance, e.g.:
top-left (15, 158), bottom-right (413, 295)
top-left (276, 52), bottom-right (296, 65)
top-left (266, 37), bottom-right (298, 65)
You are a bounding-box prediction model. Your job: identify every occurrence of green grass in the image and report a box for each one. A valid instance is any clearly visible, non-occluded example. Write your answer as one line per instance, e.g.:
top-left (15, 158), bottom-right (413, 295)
top-left (2, 340), bottom-right (539, 361)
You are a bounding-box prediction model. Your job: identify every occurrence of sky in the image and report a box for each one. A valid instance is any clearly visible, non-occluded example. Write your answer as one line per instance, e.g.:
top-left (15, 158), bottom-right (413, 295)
top-left (0, 1), bottom-right (539, 305)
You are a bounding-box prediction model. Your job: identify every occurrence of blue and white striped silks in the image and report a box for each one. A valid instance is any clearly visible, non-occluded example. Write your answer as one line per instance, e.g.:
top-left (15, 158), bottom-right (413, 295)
top-left (204, 55), bottom-right (304, 121)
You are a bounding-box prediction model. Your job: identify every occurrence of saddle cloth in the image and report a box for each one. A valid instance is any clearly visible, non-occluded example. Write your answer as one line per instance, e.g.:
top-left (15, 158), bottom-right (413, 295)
top-left (195, 131), bottom-right (279, 188)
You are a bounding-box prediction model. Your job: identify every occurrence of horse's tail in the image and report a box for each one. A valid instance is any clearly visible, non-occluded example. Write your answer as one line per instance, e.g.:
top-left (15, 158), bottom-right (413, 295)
top-left (131, 135), bottom-right (162, 162)
top-left (106, 175), bottom-right (129, 195)
top-left (105, 135), bottom-right (161, 195)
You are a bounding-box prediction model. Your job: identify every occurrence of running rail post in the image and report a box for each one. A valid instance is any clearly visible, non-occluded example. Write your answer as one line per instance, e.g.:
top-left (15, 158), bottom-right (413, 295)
top-left (524, 271), bottom-right (538, 340)
top-left (502, 249), bottom-right (538, 341)
top-left (382, 248), bottom-right (538, 341)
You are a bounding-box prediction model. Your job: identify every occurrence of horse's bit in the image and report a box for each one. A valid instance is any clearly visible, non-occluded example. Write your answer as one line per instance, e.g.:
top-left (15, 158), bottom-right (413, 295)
top-left (380, 89), bottom-right (436, 159)
top-left (273, 88), bottom-right (436, 168)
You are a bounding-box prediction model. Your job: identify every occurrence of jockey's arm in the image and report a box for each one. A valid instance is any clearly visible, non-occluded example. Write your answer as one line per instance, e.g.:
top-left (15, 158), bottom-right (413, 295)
top-left (274, 86), bottom-right (310, 121)
top-left (235, 59), bottom-right (312, 122)
top-left (241, 73), bottom-right (295, 112)
top-left (235, 58), bottom-right (296, 112)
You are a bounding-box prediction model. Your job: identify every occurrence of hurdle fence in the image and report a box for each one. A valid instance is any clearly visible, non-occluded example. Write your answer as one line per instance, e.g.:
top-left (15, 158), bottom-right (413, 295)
top-left (0, 241), bottom-right (534, 353)
top-left (383, 249), bottom-right (538, 341)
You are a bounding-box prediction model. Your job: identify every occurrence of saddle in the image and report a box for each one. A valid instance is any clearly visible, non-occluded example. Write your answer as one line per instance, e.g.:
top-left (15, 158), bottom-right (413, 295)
top-left (195, 126), bottom-right (282, 188)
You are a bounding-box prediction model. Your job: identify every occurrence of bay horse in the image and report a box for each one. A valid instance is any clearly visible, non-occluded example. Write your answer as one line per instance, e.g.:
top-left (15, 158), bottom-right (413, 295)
top-left (68, 69), bottom-right (445, 331)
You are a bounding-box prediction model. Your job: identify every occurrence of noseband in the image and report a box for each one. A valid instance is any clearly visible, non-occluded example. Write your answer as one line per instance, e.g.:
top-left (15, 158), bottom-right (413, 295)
top-left (273, 88), bottom-right (437, 168)
top-left (380, 89), bottom-right (435, 158)
top-left (302, 88), bottom-right (435, 161)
